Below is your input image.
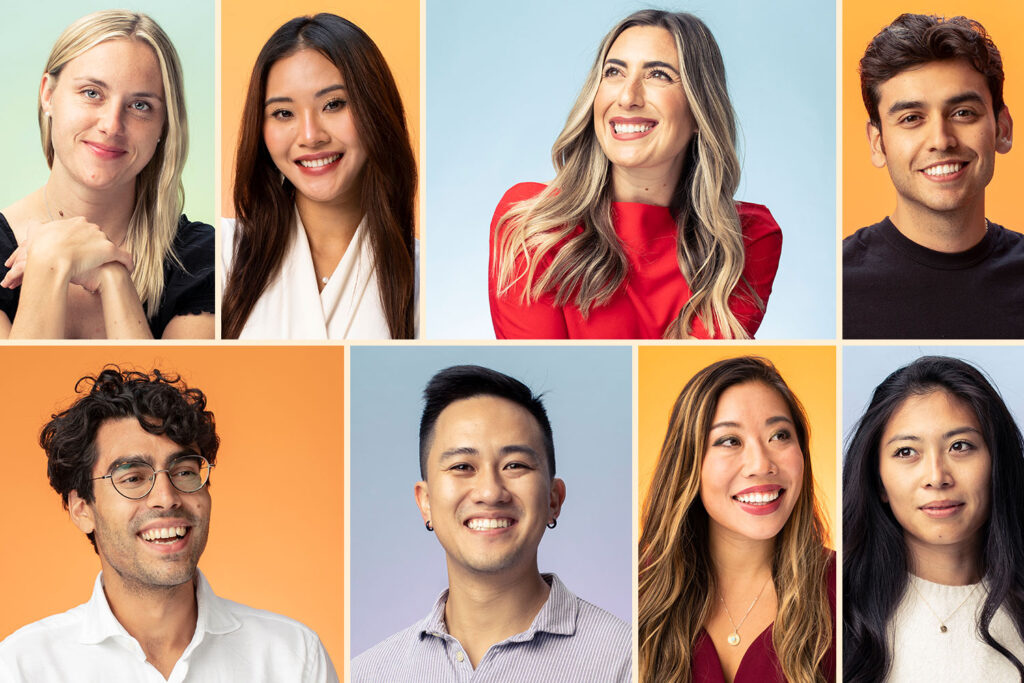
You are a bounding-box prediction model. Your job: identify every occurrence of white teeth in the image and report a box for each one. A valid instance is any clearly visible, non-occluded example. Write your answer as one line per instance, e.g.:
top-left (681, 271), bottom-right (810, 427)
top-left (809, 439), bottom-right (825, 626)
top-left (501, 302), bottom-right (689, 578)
top-left (298, 154), bottom-right (341, 168)
top-left (923, 163), bottom-right (963, 176)
top-left (735, 490), bottom-right (781, 505)
top-left (466, 518), bottom-right (511, 531)
top-left (141, 526), bottom-right (187, 542)
top-left (613, 122), bottom-right (654, 134)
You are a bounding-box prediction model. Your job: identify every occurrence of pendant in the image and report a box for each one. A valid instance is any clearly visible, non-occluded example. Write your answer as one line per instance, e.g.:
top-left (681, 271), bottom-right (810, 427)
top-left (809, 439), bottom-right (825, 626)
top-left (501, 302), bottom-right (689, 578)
top-left (321, 276), bottom-right (329, 285)
top-left (727, 632), bottom-right (741, 646)
top-left (940, 625), bottom-right (948, 633)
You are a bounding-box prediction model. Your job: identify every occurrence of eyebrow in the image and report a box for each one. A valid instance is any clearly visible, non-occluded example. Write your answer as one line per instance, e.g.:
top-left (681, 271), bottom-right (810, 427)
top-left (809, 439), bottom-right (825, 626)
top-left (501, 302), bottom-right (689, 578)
top-left (71, 77), bottom-right (163, 101)
top-left (604, 58), bottom-right (680, 76)
top-left (264, 84), bottom-right (347, 108)
top-left (437, 444), bottom-right (542, 463)
top-left (886, 91), bottom-right (986, 116)
top-left (710, 416), bottom-right (794, 431)
top-left (105, 449), bottom-right (199, 473)
top-left (882, 426), bottom-right (982, 446)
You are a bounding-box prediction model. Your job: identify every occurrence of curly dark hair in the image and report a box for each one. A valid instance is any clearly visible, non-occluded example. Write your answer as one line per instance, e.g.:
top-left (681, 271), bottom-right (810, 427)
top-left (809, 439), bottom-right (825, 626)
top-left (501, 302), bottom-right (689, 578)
top-left (860, 13), bottom-right (1005, 129)
top-left (41, 367), bottom-right (220, 512)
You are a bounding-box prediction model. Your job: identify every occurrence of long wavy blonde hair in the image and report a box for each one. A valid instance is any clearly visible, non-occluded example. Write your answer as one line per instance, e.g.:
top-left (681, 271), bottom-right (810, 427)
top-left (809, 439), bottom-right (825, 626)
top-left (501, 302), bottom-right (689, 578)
top-left (39, 10), bottom-right (188, 317)
top-left (494, 10), bottom-right (758, 338)
top-left (639, 357), bottom-right (832, 682)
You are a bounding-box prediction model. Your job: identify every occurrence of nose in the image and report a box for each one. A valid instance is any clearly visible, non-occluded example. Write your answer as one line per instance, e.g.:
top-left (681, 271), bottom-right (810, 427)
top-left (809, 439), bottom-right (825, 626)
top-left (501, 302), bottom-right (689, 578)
top-left (472, 465), bottom-right (512, 505)
top-left (299, 110), bottom-right (329, 147)
top-left (146, 470), bottom-right (183, 509)
top-left (741, 439), bottom-right (776, 477)
top-left (97, 101), bottom-right (125, 137)
top-left (617, 74), bottom-right (644, 109)
top-left (926, 116), bottom-right (957, 151)
top-left (924, 453), bottom-right (953, 489)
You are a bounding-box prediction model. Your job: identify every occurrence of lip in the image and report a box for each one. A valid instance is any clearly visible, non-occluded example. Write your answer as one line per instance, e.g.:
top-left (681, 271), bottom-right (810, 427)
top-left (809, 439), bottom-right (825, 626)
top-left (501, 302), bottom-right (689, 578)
top-left (918, 159), bottom-right (969, 183)
top-left (919, 500), bottom-right (965, 518)
top-left (83, 140), bottom-right (127, 160)
top-left (608, 117), bottom-right (657, 141)
top-left (463, 514), bottom-right (518, 534)
top-left (137, 525), bottom-right (192, 554)
top-left (294, 151), bottom-right (343, 175)
top-left (732, 486), bottom-right (784, 516)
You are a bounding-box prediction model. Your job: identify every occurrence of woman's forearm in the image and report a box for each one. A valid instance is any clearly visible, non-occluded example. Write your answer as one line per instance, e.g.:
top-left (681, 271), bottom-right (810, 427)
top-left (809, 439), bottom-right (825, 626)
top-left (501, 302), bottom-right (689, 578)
top-left (6, 257), bottom-right (73, 339)
top-left (96, 263), bottom-right (153, 339)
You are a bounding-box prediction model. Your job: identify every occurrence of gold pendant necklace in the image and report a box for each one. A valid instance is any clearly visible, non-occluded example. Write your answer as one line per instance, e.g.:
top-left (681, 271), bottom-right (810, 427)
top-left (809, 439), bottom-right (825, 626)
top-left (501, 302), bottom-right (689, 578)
top-left (909, 578), bottom-right (978, 633)
top-left (720, 575), bottom-right (771, 647)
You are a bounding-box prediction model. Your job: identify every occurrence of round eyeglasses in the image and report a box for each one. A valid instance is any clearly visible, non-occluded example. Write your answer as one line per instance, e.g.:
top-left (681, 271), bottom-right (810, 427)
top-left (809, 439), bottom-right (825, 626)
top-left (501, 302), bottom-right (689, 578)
top-left (93, 455), bottom-right (213, 500)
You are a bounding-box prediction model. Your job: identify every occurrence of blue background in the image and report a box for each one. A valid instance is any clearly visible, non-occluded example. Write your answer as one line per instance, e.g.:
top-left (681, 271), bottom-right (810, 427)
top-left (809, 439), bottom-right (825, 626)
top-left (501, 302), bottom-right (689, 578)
top-left (424, 0), bottom-right (836, 339)
top-left (349, 345), bottom-right (632, 657)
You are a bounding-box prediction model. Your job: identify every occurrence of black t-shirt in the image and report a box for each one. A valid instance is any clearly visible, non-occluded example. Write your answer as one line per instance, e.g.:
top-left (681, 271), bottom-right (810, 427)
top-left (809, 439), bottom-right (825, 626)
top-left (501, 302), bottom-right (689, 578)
top-left (0, 214), bottom-right (214, 338)
top-left (843, 217), bottom-right (1024, 339)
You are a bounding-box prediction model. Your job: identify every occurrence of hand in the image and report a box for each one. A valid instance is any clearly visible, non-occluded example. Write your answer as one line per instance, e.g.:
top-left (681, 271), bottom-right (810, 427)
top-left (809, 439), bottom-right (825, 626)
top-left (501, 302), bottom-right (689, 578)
top-left (1, 217), bottom-right (134, 290)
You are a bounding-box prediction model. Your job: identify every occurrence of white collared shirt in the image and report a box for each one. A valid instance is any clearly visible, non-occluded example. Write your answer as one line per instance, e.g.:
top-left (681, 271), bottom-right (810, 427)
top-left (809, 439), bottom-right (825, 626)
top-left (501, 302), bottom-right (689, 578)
top-left (0, 570), bottom-right (338, 683)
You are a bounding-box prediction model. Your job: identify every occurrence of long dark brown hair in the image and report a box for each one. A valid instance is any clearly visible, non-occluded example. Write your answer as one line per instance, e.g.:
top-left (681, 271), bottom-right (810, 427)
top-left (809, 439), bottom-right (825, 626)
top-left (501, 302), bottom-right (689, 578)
top-left (222, 13), bottom-right (415, 339)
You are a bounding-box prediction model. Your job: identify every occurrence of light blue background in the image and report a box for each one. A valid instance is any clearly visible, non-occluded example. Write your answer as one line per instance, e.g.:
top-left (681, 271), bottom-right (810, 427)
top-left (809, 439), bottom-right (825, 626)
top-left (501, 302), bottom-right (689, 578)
top-left (349, 345), bottom-right (632, 657)
top-left (843, 346), bottom-right (1024, 451)
top-left (425, 0), bottom-right (835, 339)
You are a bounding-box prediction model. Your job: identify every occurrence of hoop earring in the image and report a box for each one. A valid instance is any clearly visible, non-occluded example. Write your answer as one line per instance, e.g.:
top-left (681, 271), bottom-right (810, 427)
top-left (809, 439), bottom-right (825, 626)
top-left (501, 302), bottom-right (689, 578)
top-left (546, 519), bottom-right (557, 529)
top-left (425, 521), bottom-right (433, 532)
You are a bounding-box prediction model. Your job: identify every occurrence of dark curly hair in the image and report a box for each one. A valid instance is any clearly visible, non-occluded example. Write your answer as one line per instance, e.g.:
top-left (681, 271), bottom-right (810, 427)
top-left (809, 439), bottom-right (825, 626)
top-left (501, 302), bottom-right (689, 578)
top-left (41, 366), bottom-right (219, 521)
top-left (860, 13), bottom-right (1005, 129)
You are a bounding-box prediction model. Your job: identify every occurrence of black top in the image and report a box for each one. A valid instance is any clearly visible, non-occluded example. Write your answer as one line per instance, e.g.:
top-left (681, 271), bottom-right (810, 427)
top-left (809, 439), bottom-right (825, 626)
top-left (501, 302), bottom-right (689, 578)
top-left (0, 213), bottom-right (214, 338)
top-left (843, 217), bottom-right (1024, 339)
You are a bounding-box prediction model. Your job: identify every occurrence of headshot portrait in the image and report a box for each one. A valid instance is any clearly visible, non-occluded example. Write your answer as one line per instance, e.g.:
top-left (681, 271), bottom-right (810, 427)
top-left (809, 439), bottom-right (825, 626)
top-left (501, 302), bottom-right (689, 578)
top-left (425, 0), bottom-right (835, 340)
top-left (349, 346), bottom-right (631, 681)
top-left (842, 2), bottom-right (1024, 339)
top-left (638, 345), bottom-right (837, 682)
top-left (0, 1), bottom-right (214, 339)
top-left (843, 347), bottom-right (1024, 681)
top-left (220, 0), bottom-right (419, 340)
top-left (0, 346), bottom-right (343, 681)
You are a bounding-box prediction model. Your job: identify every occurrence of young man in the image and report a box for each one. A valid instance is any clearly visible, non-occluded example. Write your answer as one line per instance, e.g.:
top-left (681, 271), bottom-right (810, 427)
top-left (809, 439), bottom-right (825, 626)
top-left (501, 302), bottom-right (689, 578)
top-left (352, 365), bottom-right (630, 681)
top-left (0, 368), bottom-right (337, 683)
top-left (843, 13), bottom-right (1024, 339)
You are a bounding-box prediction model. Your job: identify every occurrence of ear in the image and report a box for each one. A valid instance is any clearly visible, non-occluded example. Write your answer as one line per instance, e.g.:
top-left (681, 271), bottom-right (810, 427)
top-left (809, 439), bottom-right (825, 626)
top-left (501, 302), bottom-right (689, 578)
top-left (996, 107), bottom-right (1013, 154)
top-left (68, 490), bottom-right (96, 535)
top-left (413, 480), bottom-right (431, 525)
top-left (547, 477), bottom-right (566, 524)
top-left (867, 121), bottom-right (887, 169)
top-left (40, 72), bottom-right (55, 114)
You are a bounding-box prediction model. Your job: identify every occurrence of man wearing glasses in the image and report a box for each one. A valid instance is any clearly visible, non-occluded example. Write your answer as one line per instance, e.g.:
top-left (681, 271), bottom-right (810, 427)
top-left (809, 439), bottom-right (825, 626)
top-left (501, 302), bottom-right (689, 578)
top-left (0, 367), bottom-right (338, 683)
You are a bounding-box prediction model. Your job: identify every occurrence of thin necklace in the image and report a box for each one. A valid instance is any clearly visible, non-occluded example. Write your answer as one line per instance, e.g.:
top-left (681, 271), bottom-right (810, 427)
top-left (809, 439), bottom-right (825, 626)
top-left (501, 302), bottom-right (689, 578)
top-left (909, 578), bottom-right (979, 633)
top-left (43, 184), bottom-right (65, 222)
top-left (719, 575), bottom-right (771, 647)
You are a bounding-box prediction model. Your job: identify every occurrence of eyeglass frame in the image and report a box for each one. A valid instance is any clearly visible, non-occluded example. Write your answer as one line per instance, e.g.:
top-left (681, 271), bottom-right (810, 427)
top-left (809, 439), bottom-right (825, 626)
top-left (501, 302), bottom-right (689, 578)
top-left (91, 454), bottom-right (214, 500)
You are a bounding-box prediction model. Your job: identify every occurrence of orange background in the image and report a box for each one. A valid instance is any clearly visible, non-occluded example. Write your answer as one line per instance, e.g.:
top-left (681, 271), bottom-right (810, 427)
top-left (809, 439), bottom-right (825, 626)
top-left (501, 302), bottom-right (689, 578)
top-left (0, 346), bottom-right (344, 669)
top-left (843, 1), bottom-right (1024, 236)
top-left (638, 345), bottom-right (837, 544)
top-left (220, 0), bottom-right (420, 218)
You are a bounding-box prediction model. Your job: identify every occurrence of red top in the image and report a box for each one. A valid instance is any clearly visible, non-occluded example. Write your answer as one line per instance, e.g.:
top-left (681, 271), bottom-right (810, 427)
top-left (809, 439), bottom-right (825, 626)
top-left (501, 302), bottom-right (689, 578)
top-left (692, 553), bottom-right (837, 683)
top-left (488, 182), bottom-right (782, 339)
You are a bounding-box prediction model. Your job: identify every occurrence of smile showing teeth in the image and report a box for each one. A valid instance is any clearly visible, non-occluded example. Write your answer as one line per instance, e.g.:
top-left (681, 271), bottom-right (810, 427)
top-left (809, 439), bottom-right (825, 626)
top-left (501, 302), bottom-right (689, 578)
top-left (140, 526), bottom-right (188, 542)
top-left (298, 154), bottom-right (341, 168)
top-left (613, 122), bottom-right (654, 134)
top-left (923, 162), bottom-right (963, 176)
top-left (466, 518), bottom-right (512, 531)
top-left (734, 490), bottom-right (781, 505)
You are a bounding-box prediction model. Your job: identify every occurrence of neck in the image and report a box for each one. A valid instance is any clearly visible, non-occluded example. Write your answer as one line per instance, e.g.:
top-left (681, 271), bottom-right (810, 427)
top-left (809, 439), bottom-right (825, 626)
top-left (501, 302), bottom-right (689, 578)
top-left (708, 521), bottom-right (775, 584)
top-left (45, 166), bottom-right (135, 245)
top-left (101, 569), bottom-right (198, 660)
top-left (890, 196), bottom-right (987, 253)
top-left (295, 188), bottom-right (363, 249)
top-left (609, 162), bottom-right (682, 206)
top-left (444, 559), bottom-right (550, 666)
top-left (907, 535), bottom-right (982, 585)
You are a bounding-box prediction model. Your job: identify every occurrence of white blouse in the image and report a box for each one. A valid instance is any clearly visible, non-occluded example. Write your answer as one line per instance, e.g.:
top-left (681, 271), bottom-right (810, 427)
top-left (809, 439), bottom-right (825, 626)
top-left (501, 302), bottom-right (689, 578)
top-left (221, 210), bottom-right (397, 340)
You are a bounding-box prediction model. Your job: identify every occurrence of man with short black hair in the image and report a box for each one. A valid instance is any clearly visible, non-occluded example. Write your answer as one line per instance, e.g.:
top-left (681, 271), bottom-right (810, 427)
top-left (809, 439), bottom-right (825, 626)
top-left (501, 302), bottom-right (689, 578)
top-left (353, 364), bottom-right (630, 681)
top-left (844, 13), bottom-right (1024, 339)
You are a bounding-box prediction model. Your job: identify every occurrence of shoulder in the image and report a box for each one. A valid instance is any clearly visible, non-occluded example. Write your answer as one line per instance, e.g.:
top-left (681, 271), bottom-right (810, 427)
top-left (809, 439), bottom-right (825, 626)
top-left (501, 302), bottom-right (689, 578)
top-left (842, 220), bottom-right (888, 257)
top-left (215, 596), bottom-right (324, 644)
top-left (492, 182), bottom-right (548, 226)
top-left (573, 595), bottom-right (631, 644)
top-left (351, 621), bottom-right (424, 681)
top-left (170, 215), bottom-right (214, 269)
top-left (736, 201), bottom-right (782, 242)
top-left (0, 603), bottom-right (88, 658)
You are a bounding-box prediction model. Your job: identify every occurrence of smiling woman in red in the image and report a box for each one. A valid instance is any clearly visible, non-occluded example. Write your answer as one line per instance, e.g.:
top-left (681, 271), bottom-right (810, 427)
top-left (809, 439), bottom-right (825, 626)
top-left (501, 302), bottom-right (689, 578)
top-left (490, 11), bottom-right (781, 340)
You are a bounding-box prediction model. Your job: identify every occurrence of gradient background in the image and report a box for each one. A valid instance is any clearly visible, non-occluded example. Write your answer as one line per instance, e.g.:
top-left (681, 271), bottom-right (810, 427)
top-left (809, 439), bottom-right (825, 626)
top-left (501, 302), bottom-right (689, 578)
top-left (638, 345), bottom-right (837, 541)
top-left (843, 346), bottom-right (1024, 447)
top-left (842, 0), bottom-right (1024, 236)
top-left (425, 0), bottom-right (836, 340)
top-left (0, 346), bottom-right (344, 669)
top-left (349, 345), bottom-right (632, 657)
top-left (0, 1), bottom-right (215, 224)
top-left (220, 0), bottom-right (420, 219)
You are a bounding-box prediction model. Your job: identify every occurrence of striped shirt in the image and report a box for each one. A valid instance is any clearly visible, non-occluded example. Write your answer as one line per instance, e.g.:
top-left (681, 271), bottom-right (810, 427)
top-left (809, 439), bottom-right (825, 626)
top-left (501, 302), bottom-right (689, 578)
top-left (351, 573), bottom-right (631, 682)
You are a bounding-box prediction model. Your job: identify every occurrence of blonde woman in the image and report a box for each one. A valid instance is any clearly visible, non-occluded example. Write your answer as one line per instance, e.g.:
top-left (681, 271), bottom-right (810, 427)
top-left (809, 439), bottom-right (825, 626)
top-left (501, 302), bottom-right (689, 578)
top-left (639, 357), bottom-right (833, 682)
top-left (0, 11), bottom-right (213, 339)
top-left (490, 10), bottom-right (781, 339)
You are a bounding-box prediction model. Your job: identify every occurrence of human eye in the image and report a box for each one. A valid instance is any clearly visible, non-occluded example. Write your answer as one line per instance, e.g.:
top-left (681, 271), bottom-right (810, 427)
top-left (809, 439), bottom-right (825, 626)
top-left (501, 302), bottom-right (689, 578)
top-left (268, 108), bottom-right (294, 120)
top-left (646, 68), bottom-right (675, 83)
top-left (769, 429), bottom-right (792, 442)
top-left (129, 100), bottom-right (152, 112)
top-left (897, 113), bottom-right (922, 126)
top-left (446, 463), bottom-right (473, 473)
top-left (892, 446), bottom-right (916, 459)
top-left (504, 461), bottom-right (535, 471)
top-left (324, 98), bottom-right (347, 112)
top-left (949, 439), bottom-right (975, 453)
top-left (711, 435), bottom-right (740, 448)
top-left (602, 64), bottom-right (623, 79)
top-left (114, 464), bottom-right (151, 488)
top-left (952, 108), bottom-right (978, 121)
top-left (80, 88), bottom-right (101, 101)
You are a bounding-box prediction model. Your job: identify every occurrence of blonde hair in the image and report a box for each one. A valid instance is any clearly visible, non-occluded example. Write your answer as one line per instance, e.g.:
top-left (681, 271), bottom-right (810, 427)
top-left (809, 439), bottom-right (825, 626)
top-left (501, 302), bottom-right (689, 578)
top-left (39, 10), bottom-right (188, 317)
top-left (494, 10), bottom-right (759, 338)
top-left (639, 357), bottom-right (832, 682)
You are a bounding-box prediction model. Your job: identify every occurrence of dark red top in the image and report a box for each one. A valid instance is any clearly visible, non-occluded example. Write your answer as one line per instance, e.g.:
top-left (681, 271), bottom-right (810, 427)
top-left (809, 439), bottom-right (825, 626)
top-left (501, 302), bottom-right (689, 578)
top-left (488, 182), bottom-right (782, 339)
top-left (692, 553), bottom-right (837, 682)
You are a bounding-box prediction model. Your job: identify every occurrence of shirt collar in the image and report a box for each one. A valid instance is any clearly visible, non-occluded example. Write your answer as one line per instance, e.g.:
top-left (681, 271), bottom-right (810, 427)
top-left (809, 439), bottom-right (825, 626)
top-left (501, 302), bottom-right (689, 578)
top-left (417, 573), bottom-right (579, 643)
top-left (77, 569), bottom-right (241, 647)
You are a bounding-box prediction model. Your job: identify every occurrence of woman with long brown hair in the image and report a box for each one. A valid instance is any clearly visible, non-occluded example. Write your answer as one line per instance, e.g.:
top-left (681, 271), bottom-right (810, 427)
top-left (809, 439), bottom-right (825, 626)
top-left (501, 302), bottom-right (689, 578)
top-left (639, 356), bottom-right (833, 682)
top-left (221, 13), bottom-right (415, 339)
